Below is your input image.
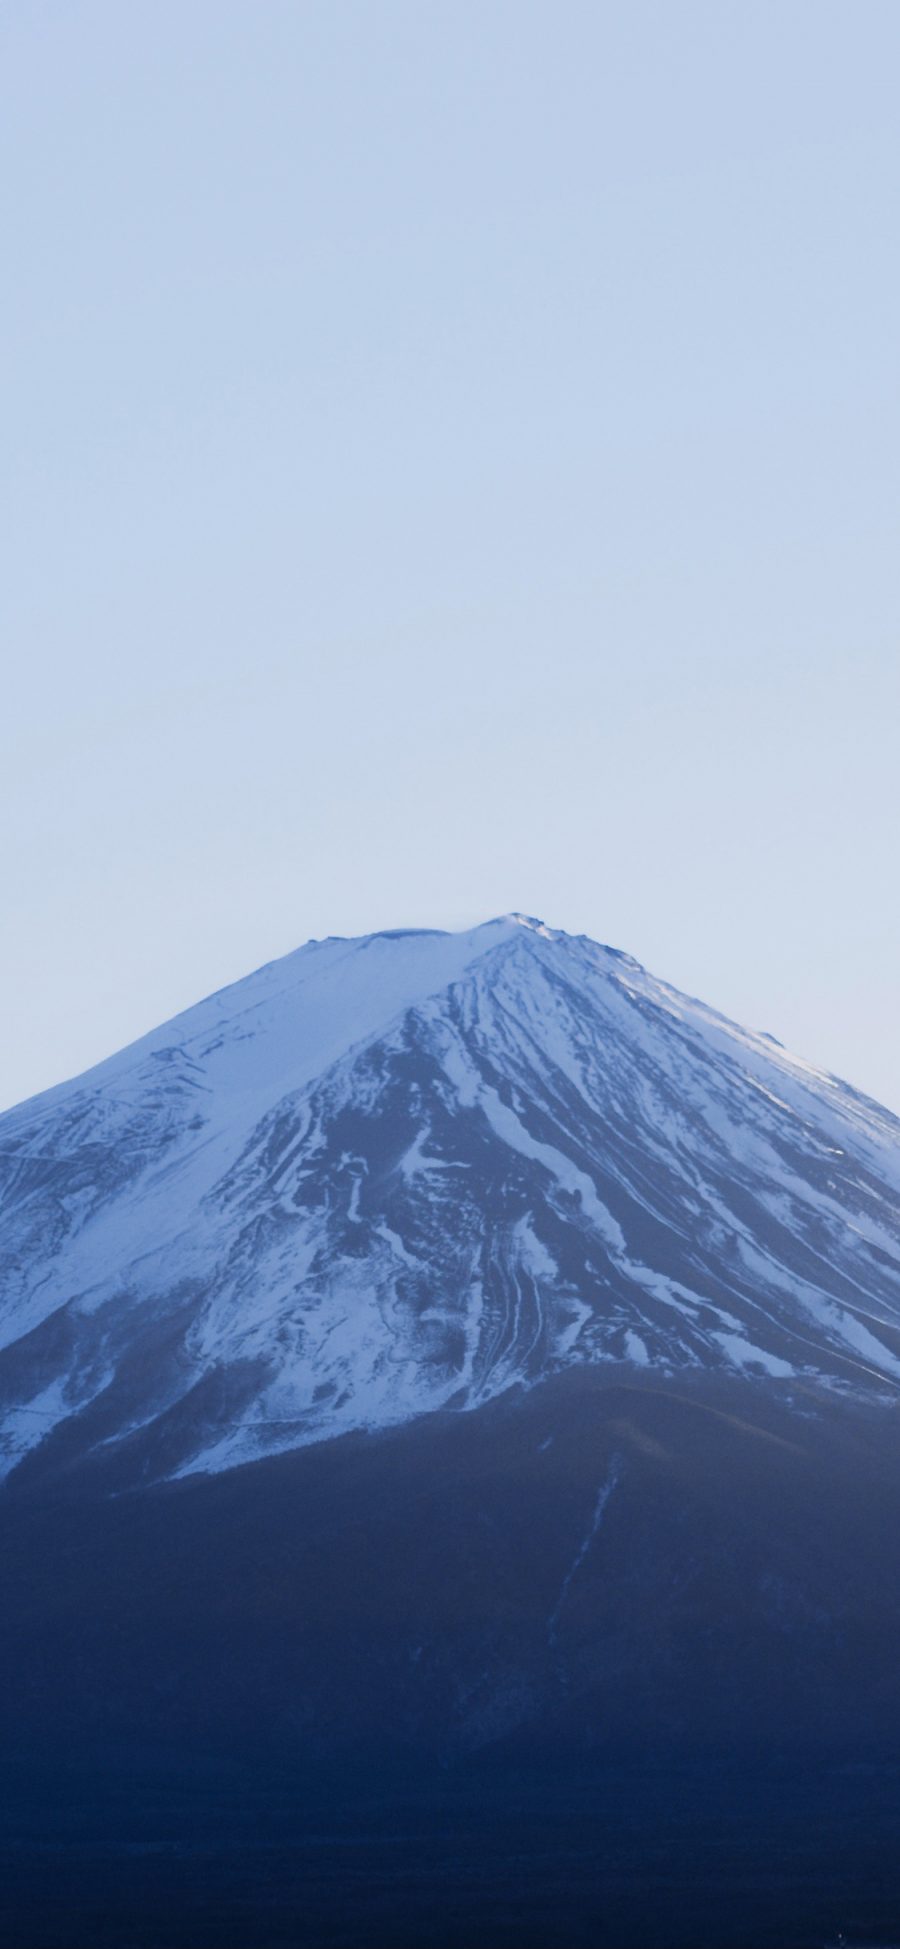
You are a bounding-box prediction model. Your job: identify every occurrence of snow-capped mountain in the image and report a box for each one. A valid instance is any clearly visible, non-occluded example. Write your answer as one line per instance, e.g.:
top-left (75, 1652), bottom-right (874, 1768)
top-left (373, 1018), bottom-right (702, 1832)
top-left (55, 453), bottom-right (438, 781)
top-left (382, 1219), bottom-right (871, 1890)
top-left (2, 913), bottom-right (899, 1485)
top-left (5, 916), bottom-right (900, 1946)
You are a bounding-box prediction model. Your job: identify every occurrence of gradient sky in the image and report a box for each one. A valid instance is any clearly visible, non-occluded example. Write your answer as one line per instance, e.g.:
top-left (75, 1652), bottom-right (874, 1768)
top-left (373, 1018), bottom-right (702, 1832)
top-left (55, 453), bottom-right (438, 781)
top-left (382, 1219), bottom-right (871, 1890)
top-left (3, 1), bottom-right (899, 1114)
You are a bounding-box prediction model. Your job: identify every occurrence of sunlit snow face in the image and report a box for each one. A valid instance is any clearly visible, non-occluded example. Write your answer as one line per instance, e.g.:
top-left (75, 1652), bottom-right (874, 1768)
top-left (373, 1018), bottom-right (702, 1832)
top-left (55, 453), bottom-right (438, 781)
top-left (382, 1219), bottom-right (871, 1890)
top-left (1, 918), bottom-right (899, 1485)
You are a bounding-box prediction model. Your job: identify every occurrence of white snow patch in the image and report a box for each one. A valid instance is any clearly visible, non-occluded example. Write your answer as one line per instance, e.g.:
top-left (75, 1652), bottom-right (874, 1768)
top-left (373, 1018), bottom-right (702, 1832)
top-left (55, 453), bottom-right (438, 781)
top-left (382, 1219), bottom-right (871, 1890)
top-left (477, 1085), bottom-right (625, 1253)
top-left (0, 1378), bottom-right (73, 1478)
top-left (549, 1455), bottom-right (622, 1644)
top-left (715, 1332), bottom-right (795, 1378)
top-left (375, 1223), bottom-right (420, 1268)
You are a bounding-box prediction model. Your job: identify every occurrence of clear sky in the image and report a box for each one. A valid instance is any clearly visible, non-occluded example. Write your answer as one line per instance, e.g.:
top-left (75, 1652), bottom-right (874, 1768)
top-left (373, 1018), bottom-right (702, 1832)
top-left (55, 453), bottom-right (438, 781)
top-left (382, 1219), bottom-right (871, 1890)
top-left (2, 1), bottom-right (899, 1115)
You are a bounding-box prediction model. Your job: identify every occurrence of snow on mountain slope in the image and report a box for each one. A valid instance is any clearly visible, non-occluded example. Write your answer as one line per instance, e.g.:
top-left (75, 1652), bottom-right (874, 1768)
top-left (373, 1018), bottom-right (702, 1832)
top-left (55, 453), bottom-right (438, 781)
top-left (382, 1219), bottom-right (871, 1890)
top-left (1, 915), bottom-right (899, 1483)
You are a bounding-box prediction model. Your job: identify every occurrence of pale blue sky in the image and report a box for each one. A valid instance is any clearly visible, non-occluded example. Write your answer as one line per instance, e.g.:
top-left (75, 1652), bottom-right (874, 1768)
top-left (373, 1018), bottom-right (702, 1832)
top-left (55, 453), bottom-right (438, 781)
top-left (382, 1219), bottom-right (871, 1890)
top-left (2, 1), bottom-right (899, 1113)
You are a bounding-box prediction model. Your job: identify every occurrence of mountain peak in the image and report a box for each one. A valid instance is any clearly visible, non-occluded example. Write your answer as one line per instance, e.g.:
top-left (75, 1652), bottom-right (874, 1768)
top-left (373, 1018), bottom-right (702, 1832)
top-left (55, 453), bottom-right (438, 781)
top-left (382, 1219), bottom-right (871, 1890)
top-left (1, 919), bottom-right (899, 1487)
top-left (504, 911), bottom-right (557, 937)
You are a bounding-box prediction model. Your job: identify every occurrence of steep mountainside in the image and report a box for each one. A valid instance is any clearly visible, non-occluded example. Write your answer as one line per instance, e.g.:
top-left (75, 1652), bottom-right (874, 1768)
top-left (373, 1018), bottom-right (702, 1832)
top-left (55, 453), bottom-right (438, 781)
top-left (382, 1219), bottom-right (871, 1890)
top-left (4, 917), bottom-right (900, 1946)
top-left (2, 914), bottom-right (899, 1487)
